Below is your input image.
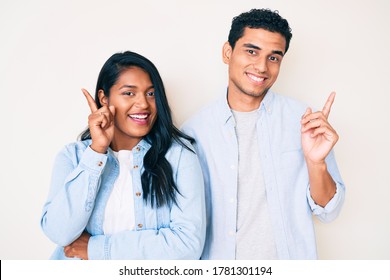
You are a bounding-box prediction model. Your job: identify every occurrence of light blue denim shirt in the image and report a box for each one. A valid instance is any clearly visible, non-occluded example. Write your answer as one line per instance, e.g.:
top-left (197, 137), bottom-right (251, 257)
top-left (182, 91), bottom-right (345, 259)
top-left (41, 139), bottom-right (206, 260)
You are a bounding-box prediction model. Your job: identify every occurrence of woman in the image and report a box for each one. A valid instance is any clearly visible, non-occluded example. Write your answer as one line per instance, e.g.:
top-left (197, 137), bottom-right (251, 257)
top-left (40, 51), bottom-right (205, 259)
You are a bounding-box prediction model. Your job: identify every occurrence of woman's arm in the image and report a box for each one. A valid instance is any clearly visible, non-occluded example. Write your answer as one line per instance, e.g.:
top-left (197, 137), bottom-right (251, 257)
top-left (40, 144), bottom-right (107, 246)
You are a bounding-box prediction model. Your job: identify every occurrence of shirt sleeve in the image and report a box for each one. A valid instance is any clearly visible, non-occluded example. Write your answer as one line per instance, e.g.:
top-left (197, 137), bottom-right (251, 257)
top-left (307, 150), bottom-right (346, 223)
top-left (87, 145), bottom-right (206, 259)
top-left (40, 144), bottom-right (107, 246)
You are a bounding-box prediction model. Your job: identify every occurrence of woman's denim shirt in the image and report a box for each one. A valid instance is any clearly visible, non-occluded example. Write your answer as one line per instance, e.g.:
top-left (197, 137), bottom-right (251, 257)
top-left (41, 139), bottom-right (206, 259)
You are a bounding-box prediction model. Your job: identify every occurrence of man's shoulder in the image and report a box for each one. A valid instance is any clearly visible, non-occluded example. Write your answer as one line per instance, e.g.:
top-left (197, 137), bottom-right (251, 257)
top-left (182, 96), bottom-right (225, 130)
top-left (273, 92), bottom-right (307, 106)
top-left (271, 92), bottom-right (308, 115)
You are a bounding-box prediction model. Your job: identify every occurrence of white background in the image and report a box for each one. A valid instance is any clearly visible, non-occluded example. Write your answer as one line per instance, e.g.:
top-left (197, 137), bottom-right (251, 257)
top-left (0, 0), bottom-right (389, 260)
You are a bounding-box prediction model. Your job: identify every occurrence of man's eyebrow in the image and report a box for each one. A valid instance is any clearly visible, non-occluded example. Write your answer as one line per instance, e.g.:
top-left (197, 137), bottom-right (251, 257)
top-left (272, 50), bottom-right (285, 57)
top-left (243, 43), bottom-right (285, 57)
top-left (243, 43), bottom-right (261, 50)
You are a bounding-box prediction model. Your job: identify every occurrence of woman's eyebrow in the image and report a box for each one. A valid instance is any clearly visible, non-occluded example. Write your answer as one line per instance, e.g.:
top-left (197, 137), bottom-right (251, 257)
top-left (119, 84), bottom-right (137, 90)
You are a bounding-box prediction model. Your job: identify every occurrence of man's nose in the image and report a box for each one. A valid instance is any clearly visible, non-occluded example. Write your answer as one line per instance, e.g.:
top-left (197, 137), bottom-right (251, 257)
top-left (253, 57), bottom-right (268, 73)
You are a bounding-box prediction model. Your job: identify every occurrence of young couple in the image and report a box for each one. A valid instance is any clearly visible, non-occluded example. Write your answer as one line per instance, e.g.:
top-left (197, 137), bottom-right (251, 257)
top-left (41, 8), bottom-right (345, 260)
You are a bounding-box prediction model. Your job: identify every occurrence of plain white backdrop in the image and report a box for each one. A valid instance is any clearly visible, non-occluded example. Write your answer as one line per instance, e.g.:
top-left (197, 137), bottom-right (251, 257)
top-left (1, 0), bottom-right (389, 260)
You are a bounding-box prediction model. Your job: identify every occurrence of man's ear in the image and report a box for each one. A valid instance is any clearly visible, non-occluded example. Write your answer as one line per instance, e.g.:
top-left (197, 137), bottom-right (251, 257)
top-left (98, 89), bottom-right (108, 105)
top-left (222, 41), bottom-right (233, 64)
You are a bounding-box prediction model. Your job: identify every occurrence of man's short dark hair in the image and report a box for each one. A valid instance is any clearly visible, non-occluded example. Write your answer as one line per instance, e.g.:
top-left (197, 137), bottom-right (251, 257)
top-left (228, 8), bottom-right (293, 53)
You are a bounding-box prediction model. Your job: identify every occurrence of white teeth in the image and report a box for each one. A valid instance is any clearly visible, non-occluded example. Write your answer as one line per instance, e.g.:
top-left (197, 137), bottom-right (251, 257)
top-left (130, 114), bottom-right (148, 119)
top-left (248, 73), bottom-right (264, 82)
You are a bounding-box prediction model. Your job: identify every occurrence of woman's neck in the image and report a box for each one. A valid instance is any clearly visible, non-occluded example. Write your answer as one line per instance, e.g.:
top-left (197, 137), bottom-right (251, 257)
top-left (110, 134), bottom-right (142, 152)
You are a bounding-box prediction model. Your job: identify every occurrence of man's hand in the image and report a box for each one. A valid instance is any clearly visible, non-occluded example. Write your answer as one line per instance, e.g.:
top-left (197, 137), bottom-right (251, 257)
top-left (301, 92), bottom-right (339, 164)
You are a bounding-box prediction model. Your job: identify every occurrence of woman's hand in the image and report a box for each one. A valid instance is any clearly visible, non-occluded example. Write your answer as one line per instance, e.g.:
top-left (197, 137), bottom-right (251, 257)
top-left (82, 89), bottom-right (115, 154)
top-left (64, 232), bottom-right (91, 260)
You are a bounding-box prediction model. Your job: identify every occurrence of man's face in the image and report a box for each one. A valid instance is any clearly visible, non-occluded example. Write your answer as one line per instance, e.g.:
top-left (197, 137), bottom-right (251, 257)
top-left (223, 27), bottom-right (286, 103)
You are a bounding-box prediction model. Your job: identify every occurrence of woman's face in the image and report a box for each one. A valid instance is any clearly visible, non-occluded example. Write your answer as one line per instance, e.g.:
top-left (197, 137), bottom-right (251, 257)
top-left (101, 66), bottom-right (157, 150)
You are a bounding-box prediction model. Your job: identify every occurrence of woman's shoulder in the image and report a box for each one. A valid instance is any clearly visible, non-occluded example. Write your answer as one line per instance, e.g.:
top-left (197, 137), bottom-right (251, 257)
top-left (62, 139), bottom-right (92, 152)
top-left (56, 139), bottom-right (92, 158)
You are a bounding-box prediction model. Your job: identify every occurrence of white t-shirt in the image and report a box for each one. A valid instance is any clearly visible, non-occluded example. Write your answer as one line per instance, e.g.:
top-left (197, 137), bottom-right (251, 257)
top-left (103, 150), bottom-right (136, 235)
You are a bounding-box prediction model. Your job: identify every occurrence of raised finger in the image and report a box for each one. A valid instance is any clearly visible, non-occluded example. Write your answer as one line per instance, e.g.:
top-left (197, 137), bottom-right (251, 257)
top-left (82, 88), bottom-right (98, 113)
top-left (322, 91), bottom-right (336, 119)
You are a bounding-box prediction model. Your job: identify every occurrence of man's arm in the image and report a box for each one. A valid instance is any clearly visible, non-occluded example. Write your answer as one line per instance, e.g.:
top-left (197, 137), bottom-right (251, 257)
top-left (301, 92), bottom-right (339, 207)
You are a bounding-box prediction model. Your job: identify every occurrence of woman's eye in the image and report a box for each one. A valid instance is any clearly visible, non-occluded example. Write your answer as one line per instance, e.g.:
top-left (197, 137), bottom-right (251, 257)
top-left (146, 91), bottom-right (155, 97)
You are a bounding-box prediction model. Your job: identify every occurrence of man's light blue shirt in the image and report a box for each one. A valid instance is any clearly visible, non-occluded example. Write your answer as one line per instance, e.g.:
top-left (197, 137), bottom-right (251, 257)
top-left (41, 139), bottom-right (206, 260)
top-left (182, 91), bottom-right (345, 259)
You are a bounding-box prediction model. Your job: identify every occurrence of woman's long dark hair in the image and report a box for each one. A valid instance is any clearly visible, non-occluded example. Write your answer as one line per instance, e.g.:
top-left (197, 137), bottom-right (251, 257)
top-left (79, 51), bottom-right (194, 208)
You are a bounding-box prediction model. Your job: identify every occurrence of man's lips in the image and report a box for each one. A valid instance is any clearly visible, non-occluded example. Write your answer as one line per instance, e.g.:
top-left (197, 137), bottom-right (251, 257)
top-left (246, 72), bottom-right (266, 83)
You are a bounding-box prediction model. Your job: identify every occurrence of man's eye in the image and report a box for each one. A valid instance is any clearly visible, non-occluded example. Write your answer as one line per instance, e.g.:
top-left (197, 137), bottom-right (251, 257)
top-left (123, 91), bottom-right (134, 96)
top-left (247, 49), bottom-right (256, 55)
top-left (269, 56), bottom-right (279, 62)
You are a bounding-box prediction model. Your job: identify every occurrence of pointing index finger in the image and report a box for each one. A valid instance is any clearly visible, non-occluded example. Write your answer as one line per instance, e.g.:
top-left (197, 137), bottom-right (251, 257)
top-left (322, 91), bottom-right (336, 119)
top-left (82, 88), bottom-right (98, 113)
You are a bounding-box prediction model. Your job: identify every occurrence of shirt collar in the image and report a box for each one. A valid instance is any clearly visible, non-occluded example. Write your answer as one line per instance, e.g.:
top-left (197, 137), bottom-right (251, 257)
top-left (218, 89), bottom-right (276, 125)
top-left (218, 90), bottom-right (234, 125)
top-left (261, 90), bottom-right (275, 114)
top-left (107, 138), bottom-right (151, 156)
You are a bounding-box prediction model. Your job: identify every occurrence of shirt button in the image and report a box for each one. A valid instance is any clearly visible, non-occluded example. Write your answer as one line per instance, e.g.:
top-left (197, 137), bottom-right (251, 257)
top-left (230, 165), bottom-right (235, 170)
top-left (135, 147), bottom-right (140, 152)
top-left (135, 192), bottom-right (141, 197)
top-left (138, 224), bottom-right (143, 229)
top-left (228, 230), bottom-right (235, 236)
top-left (97, 161), bottom-right (103, 166)
top-left (133, 165), bottom-right (138, 169)
top-left (229, 198), bottom-right (234, 203)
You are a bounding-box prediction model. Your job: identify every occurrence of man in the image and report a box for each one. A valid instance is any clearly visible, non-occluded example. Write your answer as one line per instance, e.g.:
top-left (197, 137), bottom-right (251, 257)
top-left (182, 8), bottom-right (345, 259)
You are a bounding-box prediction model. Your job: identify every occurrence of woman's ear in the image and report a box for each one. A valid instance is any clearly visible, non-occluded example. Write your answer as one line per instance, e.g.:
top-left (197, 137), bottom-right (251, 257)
top-left (98, 89), bottom-right (108, 105)
top-left (222, 41), bottom-right (232, 65)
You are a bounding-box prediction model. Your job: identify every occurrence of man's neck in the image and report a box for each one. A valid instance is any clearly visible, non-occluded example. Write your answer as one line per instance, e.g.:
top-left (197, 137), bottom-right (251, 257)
top-left (227, 90), bottom-right (266, 112)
